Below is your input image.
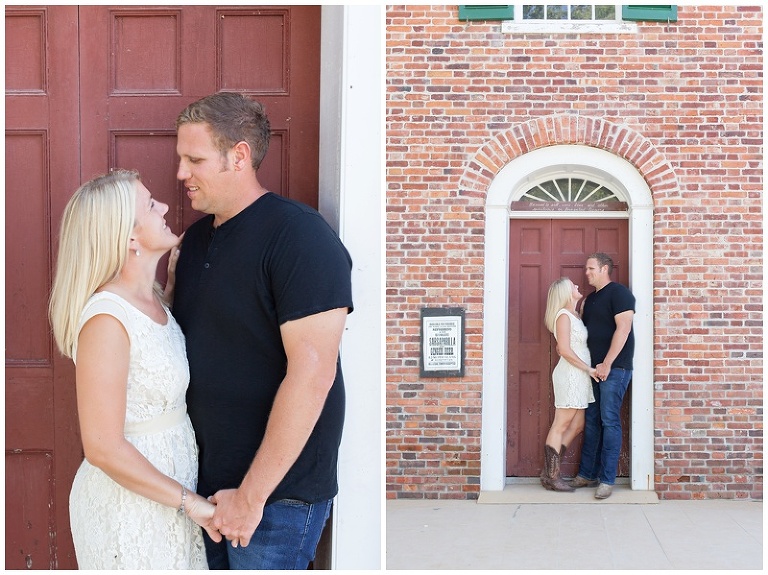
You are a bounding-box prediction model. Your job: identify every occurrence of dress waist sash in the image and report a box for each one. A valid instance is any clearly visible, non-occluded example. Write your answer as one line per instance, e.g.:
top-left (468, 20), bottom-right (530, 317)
top-left (124, 405), bottom-right (187, 436)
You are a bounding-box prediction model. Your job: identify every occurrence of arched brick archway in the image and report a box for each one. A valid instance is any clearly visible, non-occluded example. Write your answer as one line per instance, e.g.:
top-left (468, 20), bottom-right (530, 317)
top-left (459, 114), bottom-right (679, 199)
top-left (465, 115), bottom-right (679, 493)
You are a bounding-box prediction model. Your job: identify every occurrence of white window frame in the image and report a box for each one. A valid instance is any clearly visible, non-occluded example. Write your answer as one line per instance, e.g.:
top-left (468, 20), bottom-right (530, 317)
top-left (502, 3), bottom-right (639, 34)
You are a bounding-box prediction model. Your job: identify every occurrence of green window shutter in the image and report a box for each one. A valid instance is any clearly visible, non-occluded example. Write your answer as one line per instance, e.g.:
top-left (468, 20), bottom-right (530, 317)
top-left (458, 5), bottom-right (514, 21)
top-left (622, 5), bottom-right (677, 22)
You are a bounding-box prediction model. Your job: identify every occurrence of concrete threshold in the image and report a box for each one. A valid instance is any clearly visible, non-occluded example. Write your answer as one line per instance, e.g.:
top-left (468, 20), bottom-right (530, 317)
top-left (479, 481), bottom-right (659, 504)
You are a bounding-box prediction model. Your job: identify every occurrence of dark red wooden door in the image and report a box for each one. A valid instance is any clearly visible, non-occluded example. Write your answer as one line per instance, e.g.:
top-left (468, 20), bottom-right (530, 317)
top-left (79, 4), bottom-right (321, 279)
top-left (6, 5), bottom-right (320, 568)
top-left (5, 6), bottom-right (82, 569)
top-left (507, 219), bottom-right (630, 478)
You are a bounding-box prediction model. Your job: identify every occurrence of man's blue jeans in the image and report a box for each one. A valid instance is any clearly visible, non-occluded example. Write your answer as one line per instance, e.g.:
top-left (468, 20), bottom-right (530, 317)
top-left (577, 368), bottom-right (632, 485)
top-left (204, 498), bottom-right (333, 570)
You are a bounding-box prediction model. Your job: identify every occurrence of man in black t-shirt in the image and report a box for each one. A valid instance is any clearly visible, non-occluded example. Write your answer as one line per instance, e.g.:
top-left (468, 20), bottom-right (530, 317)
top-left (172, 92), bottom-right (353, 569)
top-left (569, 253), bottom-right (634, 500)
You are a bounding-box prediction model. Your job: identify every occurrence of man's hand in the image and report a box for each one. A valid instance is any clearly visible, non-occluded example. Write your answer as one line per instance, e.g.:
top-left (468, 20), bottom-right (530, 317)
top-left (210, 488), bottom-right (264, 548)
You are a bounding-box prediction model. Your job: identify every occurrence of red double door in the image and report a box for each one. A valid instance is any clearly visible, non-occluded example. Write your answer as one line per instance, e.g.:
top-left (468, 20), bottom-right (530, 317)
top-left (6, 5), bottom-right (320, 568)
top-left (507, 219), bottom-right (631, 478)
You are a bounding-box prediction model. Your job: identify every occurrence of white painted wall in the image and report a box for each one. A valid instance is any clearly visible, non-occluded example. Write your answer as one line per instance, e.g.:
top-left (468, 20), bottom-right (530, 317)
top-left (319, 5), bottom-right (383, 569)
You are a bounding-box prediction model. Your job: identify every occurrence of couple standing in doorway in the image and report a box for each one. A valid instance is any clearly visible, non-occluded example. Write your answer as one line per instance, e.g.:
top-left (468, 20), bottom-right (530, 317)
top-left (541, 253), bottom-right (635, 500)
top-left (49, 92), bottom-right (353, 570)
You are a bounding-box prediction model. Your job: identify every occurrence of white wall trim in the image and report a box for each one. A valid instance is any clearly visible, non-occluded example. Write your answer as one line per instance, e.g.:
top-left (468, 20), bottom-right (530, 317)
top-left (319, 5), bottom-right (383, 569)
top-left (481, 145), bottom-right (655, 492)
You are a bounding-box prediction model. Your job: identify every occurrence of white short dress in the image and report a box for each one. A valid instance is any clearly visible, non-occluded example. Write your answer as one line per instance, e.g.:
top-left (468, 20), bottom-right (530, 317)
top-left (69, 292), bottom-right (207, 570)
top-left (551, 308), bottom-right (596, 409)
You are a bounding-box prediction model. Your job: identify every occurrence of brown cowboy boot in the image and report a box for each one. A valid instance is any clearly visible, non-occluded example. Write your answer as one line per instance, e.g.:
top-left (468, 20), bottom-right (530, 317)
top-left (542, 445), bottom-right (575, 492)
top-left (570, 476), bottom-right (599, 488)
top-left (540, 446), bottom-right (552, 490)
top-left (550, 445), bottom-right (575, 491)
top-left (560, 444), bottom-right (572, 479)
top-left (540, 445), bottom-right (551, 489)
top-left (539, 464), bottom-right (547, 488)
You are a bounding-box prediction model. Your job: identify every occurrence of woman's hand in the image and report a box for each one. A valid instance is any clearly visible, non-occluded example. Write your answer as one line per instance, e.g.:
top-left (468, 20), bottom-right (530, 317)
top-left (588, 367), bottom-right (599, 382)
top-left (163, 234), bottom-right (183, 305)
top-left (185, 492), bottom-right (222, 543)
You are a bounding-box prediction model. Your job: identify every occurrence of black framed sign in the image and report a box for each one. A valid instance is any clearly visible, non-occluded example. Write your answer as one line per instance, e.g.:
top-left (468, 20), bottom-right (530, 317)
top-left (420, 307), bottom-right (465, 378)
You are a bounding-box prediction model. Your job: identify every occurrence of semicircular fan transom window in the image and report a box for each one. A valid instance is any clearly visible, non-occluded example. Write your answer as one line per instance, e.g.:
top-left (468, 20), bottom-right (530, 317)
top-left (511, 177), bottom-right (627, 212)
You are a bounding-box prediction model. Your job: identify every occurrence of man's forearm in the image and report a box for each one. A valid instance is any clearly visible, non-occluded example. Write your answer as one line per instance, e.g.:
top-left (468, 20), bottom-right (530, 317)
top-left (603, 313), bottom-right (634, 367)
top-left (238, 307), bottom-right (348, 506)
top-left (602, 332), bottom-right (630, 367)
top-left (239, 373), bottom-right (332, 506)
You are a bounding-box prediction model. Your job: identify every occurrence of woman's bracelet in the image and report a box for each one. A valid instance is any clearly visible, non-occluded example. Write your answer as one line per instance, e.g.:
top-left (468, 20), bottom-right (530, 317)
top-left (178, 485), bottom-right (187, 515)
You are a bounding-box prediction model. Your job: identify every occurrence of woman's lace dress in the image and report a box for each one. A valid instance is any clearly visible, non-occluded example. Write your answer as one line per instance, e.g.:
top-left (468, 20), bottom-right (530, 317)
top-left (69, 291), bottom-right (207, 569)
top-left (551, 308), bottom-right (595, 409)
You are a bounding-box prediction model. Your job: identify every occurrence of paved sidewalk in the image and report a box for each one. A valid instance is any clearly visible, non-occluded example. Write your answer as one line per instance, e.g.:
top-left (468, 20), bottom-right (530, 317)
top-left (386, 495), bottom-right (763, 570)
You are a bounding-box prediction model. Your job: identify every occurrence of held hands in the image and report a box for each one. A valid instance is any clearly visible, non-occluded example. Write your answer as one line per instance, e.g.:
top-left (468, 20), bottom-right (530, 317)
top-left (588, 367), bottom-right (599, 382)
top-left (210, 488), bottom-right (264, 549)
top-left (185, 492), bottom-right (222, 543)
top-left (594, 362), bottom-right (611, 382)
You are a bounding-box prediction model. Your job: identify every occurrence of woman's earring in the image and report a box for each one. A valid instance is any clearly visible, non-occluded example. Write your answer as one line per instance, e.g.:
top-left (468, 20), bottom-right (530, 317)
top-left (135, 249), bottom-right (140, 257)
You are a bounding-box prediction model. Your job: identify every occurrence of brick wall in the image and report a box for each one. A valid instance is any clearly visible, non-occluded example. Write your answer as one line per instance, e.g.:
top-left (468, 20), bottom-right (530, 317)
top-left (386, 5), bottom-right (763, 500)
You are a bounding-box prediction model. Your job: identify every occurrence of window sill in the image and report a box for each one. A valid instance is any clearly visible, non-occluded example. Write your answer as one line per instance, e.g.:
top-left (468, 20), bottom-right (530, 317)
top-left (500, 21), bottom-right (639, 35)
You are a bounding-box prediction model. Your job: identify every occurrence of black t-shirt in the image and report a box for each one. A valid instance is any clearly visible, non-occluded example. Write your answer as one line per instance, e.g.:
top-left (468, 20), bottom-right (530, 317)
top-left (581, 281), bottom-right (635, 370)
top-left (173, 192), bottom-right (353, 503)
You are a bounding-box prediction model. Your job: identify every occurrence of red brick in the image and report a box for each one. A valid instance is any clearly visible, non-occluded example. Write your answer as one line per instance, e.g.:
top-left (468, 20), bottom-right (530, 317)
top-left (386, 5), bottom-right (762, 501)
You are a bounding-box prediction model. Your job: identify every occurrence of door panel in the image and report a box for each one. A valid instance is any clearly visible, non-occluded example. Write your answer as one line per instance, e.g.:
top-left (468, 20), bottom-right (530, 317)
top-left (507, 221), bottom-right (551, 475)
top-left (80, 5), bottom-right (321, 282)
top-left (80, 5), bottom-right (320, 225)
top-left (507, 219), bottom-right (630, 478)
top-left (5, 6), bottom-right (81, 569)
top-left (6, 5), bottom-right (321, 568)
top-left (5, 452), bottom-right (55, 570)
top-left (79, 5), bottom-right (214, 242)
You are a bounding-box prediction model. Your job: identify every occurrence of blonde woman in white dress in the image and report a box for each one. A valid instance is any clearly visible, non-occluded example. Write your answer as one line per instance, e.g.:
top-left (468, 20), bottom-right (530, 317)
top-left (540, 277), bottom-right (598, 492)
top-left (49, 170), bottom-right (222, 568)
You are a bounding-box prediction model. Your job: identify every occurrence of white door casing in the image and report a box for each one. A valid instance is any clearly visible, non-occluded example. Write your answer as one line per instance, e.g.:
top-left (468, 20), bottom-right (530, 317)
top-left (481, 145), bottom-right (654, 492)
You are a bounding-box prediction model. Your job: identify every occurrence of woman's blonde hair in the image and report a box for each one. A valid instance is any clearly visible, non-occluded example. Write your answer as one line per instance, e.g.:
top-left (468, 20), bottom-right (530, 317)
top-left (49, 170), bottom-right (139, 358)
top-left (544, 277), bottom-right (574, 334)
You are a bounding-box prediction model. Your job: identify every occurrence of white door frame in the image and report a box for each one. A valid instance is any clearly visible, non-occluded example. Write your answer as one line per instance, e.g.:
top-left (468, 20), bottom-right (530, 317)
top-left (480, 145), bottom-right (655, 492)
top-left (319, 5), bottom-right (382, 569)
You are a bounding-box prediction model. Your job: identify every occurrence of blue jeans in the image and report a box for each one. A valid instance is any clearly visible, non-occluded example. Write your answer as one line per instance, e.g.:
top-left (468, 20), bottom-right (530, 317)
top-left (577, 368), bottom-right (632, 485)
top-left (203, 498), bottom-right (333, 570)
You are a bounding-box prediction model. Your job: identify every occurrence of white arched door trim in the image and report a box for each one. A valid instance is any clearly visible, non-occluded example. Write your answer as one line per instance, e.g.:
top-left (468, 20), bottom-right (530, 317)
top-left (481, 145), bottom-right (654, 492)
